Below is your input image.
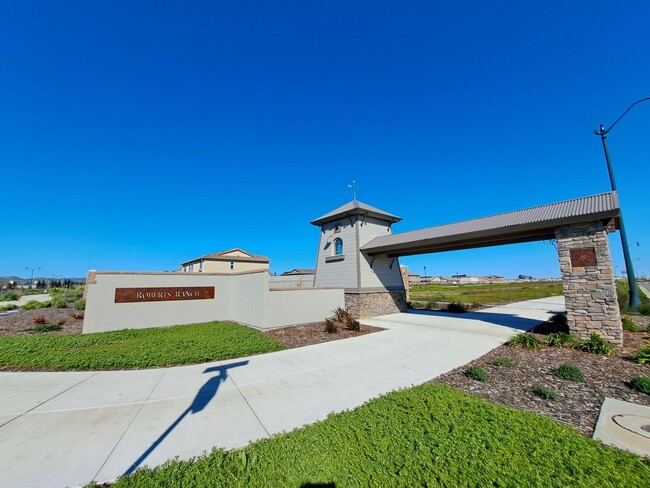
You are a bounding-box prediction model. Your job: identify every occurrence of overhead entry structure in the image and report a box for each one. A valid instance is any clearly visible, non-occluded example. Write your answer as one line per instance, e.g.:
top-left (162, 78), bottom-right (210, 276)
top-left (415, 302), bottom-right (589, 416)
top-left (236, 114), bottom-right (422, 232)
top-left (361, 192), bottom-right (623, 346)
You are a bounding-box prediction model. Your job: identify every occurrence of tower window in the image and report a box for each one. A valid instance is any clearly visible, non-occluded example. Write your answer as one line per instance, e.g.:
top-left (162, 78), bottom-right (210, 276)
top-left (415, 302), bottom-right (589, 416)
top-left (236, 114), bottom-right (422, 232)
top-left (334, 238), bottom-right (343, 256)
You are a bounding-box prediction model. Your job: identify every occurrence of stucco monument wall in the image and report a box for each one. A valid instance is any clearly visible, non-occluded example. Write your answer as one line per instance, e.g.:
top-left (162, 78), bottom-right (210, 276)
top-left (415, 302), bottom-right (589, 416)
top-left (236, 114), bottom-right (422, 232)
top-left (84, 270), bottom-right (344, 333)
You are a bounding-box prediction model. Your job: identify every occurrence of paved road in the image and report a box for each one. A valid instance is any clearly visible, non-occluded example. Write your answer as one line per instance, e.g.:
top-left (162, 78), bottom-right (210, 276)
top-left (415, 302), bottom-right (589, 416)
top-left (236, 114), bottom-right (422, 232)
top-left (0, 297), bottom-right (564, 488)
top-left (0, 293), bottom-right (51, 311)
top-left (638, 282), bottom-right (650, 301)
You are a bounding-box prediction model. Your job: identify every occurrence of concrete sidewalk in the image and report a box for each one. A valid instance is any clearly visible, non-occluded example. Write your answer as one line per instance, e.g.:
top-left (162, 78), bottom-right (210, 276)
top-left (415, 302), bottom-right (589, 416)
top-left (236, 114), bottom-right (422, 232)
top-left (0, 297), bottom-right (564, 487)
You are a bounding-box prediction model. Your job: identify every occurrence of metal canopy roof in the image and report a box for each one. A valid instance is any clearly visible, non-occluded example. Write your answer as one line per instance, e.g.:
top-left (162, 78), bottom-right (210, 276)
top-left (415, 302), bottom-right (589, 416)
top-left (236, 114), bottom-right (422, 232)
top-left (361, 192), bottom-right (620, 257)
top-left (311, 200), bottom-right (402, 226)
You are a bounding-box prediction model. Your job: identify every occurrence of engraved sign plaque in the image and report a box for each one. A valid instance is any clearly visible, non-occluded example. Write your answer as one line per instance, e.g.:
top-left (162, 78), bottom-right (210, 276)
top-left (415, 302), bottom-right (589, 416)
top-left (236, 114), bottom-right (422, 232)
top-left (115, 286), bottom-right (215, 303)
top-left (569, 248), bottom-right (597, 268)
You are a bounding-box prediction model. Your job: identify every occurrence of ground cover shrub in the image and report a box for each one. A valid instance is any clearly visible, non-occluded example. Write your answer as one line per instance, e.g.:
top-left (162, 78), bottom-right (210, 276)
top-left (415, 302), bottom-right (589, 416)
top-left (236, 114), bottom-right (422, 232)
top-left (445, 302), bottom-right (468, 313)
top-left (547, 313), bottom-right (569, 333)
top-left (464, 365), bottom-right (487, 381)
top-left (621, 318), bottom-right (639, 332)
top-left (21, 300), bottom-right (48, 310)
top-left (634, 343), bottom-right (650, 364)
top-left (493, 357), bottom-right (514, 367)
top-left (553, 363), bottom-right (585, 382)
top-left (27, 324), bottom-right (63, 333)
top-left (0, 292), bottom-right (19, 301)
top-left (573, 333), bottom-right (614, 355)
top-left (0, 321), bottom-right (284, 370)
top-left (0, 304), bottom-right (18, 312)
top-left (532, 384), bottom-right (557, 400)
top-left (630, 377), bottom-right (650, 395)
top-left (71, 311), bottom-right (84, 320)
top-left (33, 315), bottom-right (47, 325)
top-left (425, 300), bottom-right (437, 310)
top-left (73, 299), bottom-right (86, 310)
top-left (547, 332), bottom-right (576, 348)
top-left (508, 333), bottom-right (543, 350)
top-left (324, 318), bottom-right (338, 334)
top-left (636, 303), bottom-right (650, 316)
top-left (107, 384), bottom-right (650, 487)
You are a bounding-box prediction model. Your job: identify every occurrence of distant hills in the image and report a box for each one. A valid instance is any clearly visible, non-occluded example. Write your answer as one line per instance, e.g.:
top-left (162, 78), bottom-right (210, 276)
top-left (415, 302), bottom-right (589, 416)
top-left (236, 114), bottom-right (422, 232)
top-left (0, 276), bottom-right (86, 284)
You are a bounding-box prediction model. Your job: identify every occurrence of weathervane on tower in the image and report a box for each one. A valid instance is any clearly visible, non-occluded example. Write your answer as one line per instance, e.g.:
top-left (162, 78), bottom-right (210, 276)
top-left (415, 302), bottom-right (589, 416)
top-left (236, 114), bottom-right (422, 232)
top-left (347, 180), bottom-right (358, 201)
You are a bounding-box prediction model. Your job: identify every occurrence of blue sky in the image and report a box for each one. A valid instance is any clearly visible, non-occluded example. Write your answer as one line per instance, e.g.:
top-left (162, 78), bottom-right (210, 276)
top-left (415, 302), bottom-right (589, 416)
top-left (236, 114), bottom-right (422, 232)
top-left (2, 1), bottom-right (649, 279)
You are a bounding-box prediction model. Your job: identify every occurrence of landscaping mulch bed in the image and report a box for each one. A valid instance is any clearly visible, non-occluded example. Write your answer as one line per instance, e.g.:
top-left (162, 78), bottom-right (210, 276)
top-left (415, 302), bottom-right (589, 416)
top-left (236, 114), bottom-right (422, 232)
top-left (0, 307), bottom-right (84, 336)
top-left (262, 322), bottom-right (384, 348)
top-left (432, 327), bottom-right (650, 437)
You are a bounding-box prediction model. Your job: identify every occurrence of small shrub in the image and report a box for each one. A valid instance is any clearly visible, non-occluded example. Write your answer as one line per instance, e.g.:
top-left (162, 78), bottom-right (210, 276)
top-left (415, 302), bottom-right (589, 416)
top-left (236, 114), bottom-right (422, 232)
top-left (73, 299), bottom-right (86, 311)
top-left (634, 343), bottom-right (650, 364)
top-left (71, 311), bottom-right (84, 320)
top-left (553, 363), bottom-right (585, 382)
top-left (27, 324), bottom-right (63, 333)
top-left (508, 333), bottom-right (543, 350)
top-left (0, 292), bottom-right (19, 301)
top-left (425, 300), bottom-right (438, 310)
top-left (52, 298), bottom-right (68, 309)
top-left (621, 318), bottom-right (639, 332)
top-left (630, 376), bottom-right (650, 395)
top-left (333, 307), bottom-right (349, 323)
top-left (636, 303), bottom-right (650, 316)
top-left (493, 357), bottom-right (514, 367)
top-left (57, 319), bottom-right (66, 326)
top-left (573, 333), bottom-right (614, 355)
top-left (324, 318), bottom-right (338, 334)
top-left (332, 307), bottom-right (360, 331)
top-left (445, 302), bottom-right (467, 313)
top-left (465, 366), bottom-right (487, 381)
top-left (470, 302), bottom-right (483, 310)
top-left (0, 304), bottom-right (18, 312)
top-left (532, 384), bottom-right (557, 400)
top-left (22, 300), bottom-right (47, 310)
top-left (547, 314), bottom-right (569, 333)
top-left (547, 332), bottom-right (576, 348)
top-left (33, 315), bottom-right (47, 325)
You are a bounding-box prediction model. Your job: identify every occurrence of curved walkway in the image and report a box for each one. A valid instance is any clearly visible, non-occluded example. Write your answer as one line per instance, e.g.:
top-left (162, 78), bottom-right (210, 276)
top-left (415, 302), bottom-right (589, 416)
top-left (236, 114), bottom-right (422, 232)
top-left (0, 297), bottom-right (564, 488)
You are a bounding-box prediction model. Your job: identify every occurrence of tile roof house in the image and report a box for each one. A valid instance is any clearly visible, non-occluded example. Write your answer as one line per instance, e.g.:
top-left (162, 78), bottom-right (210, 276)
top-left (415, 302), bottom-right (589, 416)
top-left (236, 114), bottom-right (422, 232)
top-left (180, 248), bottom-right (270, 274)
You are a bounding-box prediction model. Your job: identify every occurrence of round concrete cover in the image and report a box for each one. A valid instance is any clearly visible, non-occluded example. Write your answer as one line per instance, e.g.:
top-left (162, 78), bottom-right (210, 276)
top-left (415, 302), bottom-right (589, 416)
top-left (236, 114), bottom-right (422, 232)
top-left (612, 414), bottom-right (650, 440)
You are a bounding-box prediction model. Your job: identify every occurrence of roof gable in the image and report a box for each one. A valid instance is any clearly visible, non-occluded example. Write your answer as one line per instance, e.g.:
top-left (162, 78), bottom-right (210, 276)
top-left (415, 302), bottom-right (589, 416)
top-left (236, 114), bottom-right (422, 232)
top-left (311, 200), bottom-right (402, 226)
top-left (180, 248), bottom-right (270, 266)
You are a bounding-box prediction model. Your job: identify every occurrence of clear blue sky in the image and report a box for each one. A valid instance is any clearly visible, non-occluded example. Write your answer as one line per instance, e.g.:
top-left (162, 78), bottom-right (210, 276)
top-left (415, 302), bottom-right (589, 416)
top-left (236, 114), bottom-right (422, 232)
top-left (2, 1), bottom-right (649, 280)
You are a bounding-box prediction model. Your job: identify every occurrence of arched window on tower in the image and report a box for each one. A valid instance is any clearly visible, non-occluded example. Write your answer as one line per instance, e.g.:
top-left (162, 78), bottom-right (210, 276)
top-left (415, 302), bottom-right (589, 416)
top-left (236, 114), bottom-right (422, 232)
top-left (334, 237), bottom-right (343, 256)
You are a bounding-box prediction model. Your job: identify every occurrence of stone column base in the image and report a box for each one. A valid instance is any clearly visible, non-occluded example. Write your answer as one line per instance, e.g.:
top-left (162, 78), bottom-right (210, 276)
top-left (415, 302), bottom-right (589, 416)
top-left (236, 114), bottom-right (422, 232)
top-left (345, 289), bottom-right (407, 319)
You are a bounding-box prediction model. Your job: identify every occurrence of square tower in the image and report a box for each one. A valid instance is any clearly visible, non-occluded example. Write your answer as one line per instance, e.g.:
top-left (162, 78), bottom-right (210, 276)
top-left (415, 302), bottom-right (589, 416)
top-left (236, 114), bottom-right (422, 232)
top-left (311, 201), bottom-right (407, 316)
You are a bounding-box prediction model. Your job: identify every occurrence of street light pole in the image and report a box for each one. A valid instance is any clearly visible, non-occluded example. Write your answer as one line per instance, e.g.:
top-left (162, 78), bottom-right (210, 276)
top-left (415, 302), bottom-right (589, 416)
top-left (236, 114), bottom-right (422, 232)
top-left (594, 96), bottom-right (649, 308)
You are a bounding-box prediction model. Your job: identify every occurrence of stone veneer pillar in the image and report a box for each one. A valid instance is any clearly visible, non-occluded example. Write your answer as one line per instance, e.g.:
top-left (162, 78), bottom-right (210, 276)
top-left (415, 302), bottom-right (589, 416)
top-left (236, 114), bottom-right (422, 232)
top-left (554, 222), bottom-right (622, 346)
top-left (345, 290), bottom-right (407, 319)
top-left (83, 270), bottom-right (97, 299)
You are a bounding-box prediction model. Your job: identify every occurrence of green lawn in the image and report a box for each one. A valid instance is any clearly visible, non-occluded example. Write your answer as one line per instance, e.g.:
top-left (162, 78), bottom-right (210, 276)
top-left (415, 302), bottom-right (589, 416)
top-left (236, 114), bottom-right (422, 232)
top-left (410, 281), bottom-right (563, 305)
top-left (103, 384), bottom-right (649, 487)
top-left (0, 322), bottom-right (284, 370)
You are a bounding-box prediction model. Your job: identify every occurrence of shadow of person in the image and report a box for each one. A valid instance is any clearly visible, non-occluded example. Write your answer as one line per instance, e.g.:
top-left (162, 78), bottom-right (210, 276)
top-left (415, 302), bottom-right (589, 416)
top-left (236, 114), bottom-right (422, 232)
top-left (123, 360), bottom-right (249, 475)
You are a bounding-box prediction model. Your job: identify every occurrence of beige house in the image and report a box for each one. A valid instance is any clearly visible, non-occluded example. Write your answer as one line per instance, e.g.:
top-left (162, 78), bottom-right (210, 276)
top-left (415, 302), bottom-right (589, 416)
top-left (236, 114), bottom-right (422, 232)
top-left (180, 248), bottom-right (270, 274)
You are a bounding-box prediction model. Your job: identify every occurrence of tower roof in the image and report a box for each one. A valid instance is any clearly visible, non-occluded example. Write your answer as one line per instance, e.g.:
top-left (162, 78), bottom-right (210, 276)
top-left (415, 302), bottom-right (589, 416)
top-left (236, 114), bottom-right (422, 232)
top-left (310, 200), bottom-right (402, 226)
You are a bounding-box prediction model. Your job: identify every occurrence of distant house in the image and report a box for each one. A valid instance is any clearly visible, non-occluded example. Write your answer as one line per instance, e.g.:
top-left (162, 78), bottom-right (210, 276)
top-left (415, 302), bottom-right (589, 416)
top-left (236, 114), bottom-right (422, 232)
top-left (281, 269), bottom-right (316, 276)
top-left (180, 248), bottom-right (270, 274)
top-left (407, 273), bottom-right (421, 284)
top-left (451, 274), bottom-right (480, 284)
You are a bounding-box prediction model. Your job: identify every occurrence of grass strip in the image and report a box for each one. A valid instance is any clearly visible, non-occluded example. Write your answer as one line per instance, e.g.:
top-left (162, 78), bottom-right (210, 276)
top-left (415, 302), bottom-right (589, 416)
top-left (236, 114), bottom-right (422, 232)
top-left (0, 322), bottom-right (284, 370)
top-left (104, 384), bottom-right (650, 487)
top-left (410, 281), bottom-right (563, 305)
